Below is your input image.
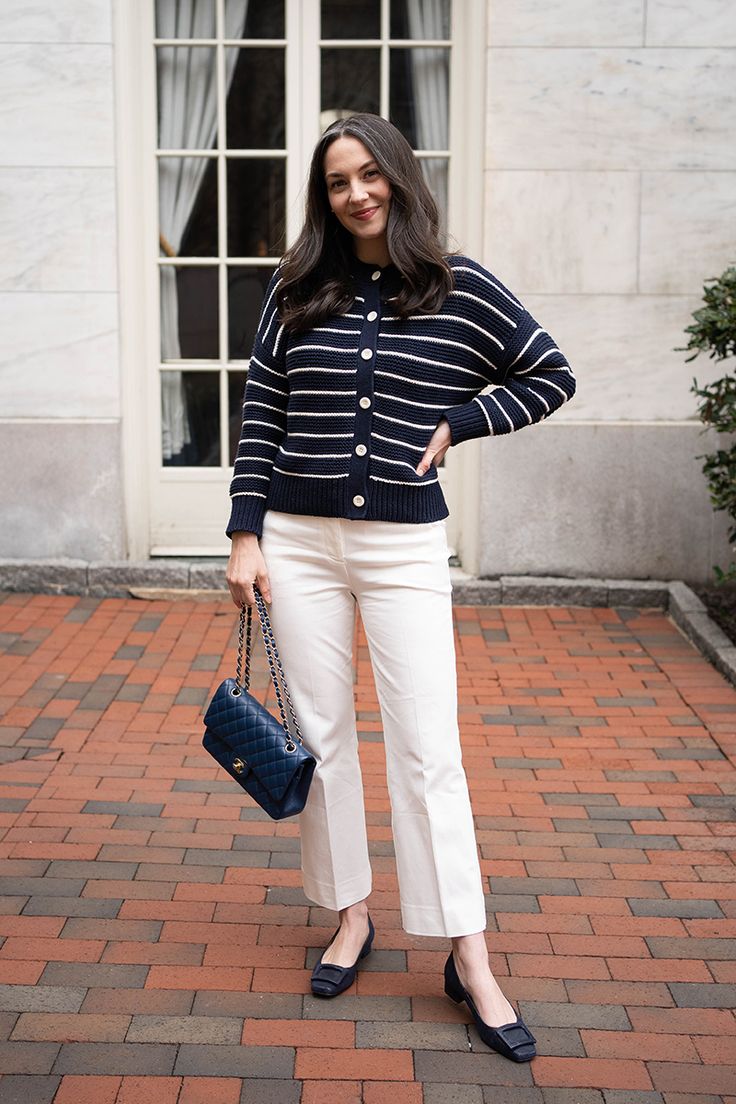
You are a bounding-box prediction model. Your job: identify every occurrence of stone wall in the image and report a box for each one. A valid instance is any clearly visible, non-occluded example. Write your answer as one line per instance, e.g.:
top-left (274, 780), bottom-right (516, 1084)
top-left (479, 0), bottom-right (735, 581)
top-left (0, 0), bottom-right (125, 559)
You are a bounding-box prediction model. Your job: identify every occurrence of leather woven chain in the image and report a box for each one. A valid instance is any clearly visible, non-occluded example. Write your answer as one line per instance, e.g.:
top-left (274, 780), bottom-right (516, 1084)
top-left (234, 585), bottom-right (305, 749)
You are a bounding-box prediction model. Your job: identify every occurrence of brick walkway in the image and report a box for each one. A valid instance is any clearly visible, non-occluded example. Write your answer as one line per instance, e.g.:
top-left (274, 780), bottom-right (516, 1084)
top-left (1, 591), bottom-right (735, 1104)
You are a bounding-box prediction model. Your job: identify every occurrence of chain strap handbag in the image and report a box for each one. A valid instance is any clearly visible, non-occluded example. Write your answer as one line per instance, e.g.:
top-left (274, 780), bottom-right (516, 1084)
top-left (202, 585), bottom-right (316, 820)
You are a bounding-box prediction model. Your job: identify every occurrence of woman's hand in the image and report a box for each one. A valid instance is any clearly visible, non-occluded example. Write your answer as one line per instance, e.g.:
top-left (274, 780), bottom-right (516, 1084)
top-left (416, 416), bottom-right (452, 475)
top-left (226, 531), bottom-right (273, 608)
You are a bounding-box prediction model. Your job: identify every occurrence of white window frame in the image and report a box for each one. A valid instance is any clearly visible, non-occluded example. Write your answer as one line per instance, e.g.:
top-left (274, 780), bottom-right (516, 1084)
top-left (113, 0), bottom-right (486, 568)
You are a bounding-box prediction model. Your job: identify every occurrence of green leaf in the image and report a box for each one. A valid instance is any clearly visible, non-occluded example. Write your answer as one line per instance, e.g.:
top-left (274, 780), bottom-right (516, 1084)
top-left (676, 264), bottom-right (736, 580)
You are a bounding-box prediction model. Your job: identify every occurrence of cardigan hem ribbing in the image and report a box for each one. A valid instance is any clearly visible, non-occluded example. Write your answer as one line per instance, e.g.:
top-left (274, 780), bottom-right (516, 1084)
top-left (227, 472), bottom-right (450, 540)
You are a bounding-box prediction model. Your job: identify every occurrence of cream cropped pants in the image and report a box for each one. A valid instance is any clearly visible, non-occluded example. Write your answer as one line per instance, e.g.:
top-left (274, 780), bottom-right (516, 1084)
top-left (259, 509), bottom-right (487, 937)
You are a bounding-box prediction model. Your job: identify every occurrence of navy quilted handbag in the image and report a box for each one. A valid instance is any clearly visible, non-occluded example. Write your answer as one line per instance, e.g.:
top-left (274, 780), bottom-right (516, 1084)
top-left (202, 586), bottom-right (316, 819)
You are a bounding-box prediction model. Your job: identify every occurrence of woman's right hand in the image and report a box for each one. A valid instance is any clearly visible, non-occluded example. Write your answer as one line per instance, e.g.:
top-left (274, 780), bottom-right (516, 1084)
top-left (226, 531), bottom-right (273, 609)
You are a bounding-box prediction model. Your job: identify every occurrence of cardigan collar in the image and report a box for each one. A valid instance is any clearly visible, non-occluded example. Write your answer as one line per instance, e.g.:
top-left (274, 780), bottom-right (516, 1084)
top-left (347, 252), bottom-right (403, 298)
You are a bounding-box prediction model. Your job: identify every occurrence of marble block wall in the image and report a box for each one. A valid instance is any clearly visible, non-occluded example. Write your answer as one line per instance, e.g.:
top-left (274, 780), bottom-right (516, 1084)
top-left (0, 0), bottom-right (125, 559)
top-left (481, 0), bottom-right (736, 581)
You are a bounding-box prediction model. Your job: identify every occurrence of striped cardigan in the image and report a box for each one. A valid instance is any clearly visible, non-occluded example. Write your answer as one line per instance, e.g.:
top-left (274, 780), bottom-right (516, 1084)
top-left (226, 252), bottom-right (576, 539)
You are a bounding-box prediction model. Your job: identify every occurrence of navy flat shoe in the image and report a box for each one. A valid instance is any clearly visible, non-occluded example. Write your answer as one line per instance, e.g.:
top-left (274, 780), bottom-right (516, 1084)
top-left (310, 914), bottom-right (375, 998)
top-left (444, 950), bottom-right (536, 1062)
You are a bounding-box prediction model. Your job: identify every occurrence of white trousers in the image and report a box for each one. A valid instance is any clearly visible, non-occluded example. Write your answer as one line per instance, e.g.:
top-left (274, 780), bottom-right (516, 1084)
top-left (259, 509), bottom-right (488, 937)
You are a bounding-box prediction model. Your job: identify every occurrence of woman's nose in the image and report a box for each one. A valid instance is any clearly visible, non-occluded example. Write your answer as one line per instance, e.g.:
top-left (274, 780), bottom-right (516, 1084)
top-left (350, 181), bottom-right (369, 203)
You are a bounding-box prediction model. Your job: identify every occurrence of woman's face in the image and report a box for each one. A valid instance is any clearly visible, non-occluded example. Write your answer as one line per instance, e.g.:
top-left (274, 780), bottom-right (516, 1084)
top-left (323, 136), bottom-right (392, 250)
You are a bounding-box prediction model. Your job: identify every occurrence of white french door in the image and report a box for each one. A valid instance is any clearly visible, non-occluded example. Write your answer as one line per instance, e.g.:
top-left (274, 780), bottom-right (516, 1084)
top-left (115, 0), bottom-right (486, 559)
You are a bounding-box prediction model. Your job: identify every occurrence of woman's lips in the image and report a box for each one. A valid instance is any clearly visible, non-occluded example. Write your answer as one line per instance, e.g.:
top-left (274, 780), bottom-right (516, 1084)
top-left (352, 206), bottom-right (379, 221)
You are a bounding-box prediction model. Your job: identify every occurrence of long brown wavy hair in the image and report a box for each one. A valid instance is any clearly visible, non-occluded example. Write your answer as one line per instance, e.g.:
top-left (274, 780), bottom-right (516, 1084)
top-left (276, 113), bottom-right (456, 333)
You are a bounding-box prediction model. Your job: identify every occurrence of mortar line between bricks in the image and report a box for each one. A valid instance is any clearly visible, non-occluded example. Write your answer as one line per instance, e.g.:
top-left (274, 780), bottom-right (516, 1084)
top-left (628, 609), bottom-right (735, 765)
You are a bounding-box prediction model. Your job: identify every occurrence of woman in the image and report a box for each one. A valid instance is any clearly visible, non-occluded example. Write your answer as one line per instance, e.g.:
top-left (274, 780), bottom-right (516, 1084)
top-left (226, 113), bottom-right (576, 1063)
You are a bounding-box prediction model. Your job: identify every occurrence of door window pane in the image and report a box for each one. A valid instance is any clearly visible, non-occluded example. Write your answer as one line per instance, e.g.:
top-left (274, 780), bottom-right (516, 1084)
top-left (321, 48), bottom-right (380, 118)
top-left (156, 0), bottom-right (215, 39)
top-left (390, 0), bottom-right (451, 40)
top-left (156, 48), bottom-right (217, 148)
top-left (227, 161), bottom-right (285, 257)
top-left (321, 0), bottom-right (380, 39)
top-left (241, 0), bottom-right (286, 38)
top-left (161, 371), bottom-right (220, 466)
top-left (226, 48), bottom-right (286, 149)
top-left (228, 266), bottom-right (278, 359)
top-left (160, 266), bottom-right (219, 360)
top-left (159, 157), bottom-right (217, 258)
top-left (235, 0), bottom-right (285, 38)
top-left (390, 47), bottom-right (449, 149)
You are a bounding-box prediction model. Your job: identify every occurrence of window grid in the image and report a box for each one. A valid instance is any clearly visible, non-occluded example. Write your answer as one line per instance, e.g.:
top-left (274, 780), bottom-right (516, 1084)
top-left (154, 0), bottom-right (453, 470)
top-left (155, 0), bottom-right (285, 471)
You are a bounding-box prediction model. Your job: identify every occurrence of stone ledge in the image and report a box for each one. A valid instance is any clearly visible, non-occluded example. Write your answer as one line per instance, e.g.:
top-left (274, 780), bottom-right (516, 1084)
top-left (0, 558), bottom-right (225, 598)
top-left (0, 558), bottom-right (89, 596)
top-left (605, 578), bottom-right (672, 607)
top-left (450, 572), bottom-right (669, 609)
top-left (501, 575), bottom-right (609, 606)
top-left (189, 563), bottom-right (228, 590)
top-left (668, 584), bottom-right (736, 689)
top-left (449, 576), bottom-right (502, 605)
top-left (87, 560), bottom-right (190, 598)
top-left (0, 558), bottom-right (693, 609)
top-left (668, 579), bottom-right (707, 616)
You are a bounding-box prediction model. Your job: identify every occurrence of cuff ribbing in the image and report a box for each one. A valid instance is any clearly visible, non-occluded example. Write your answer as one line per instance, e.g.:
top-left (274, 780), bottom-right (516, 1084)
top-left (441, 399), bottom-right (490, 445)
top-left (225, 495), bottom-right (266, 540)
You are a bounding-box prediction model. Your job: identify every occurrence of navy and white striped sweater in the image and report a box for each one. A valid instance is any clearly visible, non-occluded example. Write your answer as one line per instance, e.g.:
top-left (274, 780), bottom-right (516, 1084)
top-left (226, 252), bottom-right (576, 539)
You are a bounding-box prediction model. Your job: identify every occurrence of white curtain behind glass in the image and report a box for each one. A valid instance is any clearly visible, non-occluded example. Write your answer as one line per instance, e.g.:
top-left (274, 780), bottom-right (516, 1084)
top-left (158, 1), bottom-right (249, 461)
top-left (406, 0), bottom-right (449, 221)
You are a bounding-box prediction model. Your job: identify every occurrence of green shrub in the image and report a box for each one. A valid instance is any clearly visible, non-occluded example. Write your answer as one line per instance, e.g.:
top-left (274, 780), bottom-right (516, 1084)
top-left (675, 265), bottom-right (736, 582)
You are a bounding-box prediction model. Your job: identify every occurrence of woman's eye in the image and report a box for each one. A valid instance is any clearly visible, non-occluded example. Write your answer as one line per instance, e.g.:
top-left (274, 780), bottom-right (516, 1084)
top-left (329, 171), bottom-right (379, 190)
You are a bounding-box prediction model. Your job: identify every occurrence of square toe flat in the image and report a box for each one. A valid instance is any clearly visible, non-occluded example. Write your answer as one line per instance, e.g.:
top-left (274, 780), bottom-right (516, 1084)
top-left (443, 950), bottom-right (536, 1062)
top-left (310, 915), bottom-right (375, 998)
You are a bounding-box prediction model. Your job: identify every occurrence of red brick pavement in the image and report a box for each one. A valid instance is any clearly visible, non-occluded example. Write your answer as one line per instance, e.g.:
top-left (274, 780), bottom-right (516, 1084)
top-left (0, 590), bottom-right (735, 1104)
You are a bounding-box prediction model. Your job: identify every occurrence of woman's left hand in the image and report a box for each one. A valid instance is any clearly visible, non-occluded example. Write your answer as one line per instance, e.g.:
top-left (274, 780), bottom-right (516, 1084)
top-left (416, 416), bottom-right (452, 475)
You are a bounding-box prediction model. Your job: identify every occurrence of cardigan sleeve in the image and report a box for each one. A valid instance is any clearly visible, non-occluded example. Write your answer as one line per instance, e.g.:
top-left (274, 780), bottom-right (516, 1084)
top-left (440, 290), bottom-right (577, 447)
top-left (225, 268), bottom-right (288, 539)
